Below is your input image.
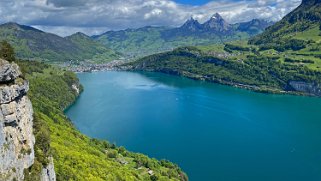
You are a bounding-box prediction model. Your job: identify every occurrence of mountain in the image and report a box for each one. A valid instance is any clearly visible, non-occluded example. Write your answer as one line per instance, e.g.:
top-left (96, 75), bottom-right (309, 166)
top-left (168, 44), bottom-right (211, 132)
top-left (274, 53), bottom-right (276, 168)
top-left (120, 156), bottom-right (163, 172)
top-left (180, 17), bottom-right (203, 32)
top-left (236, 19), bottom-right (274, 35)
top-left (94, 26), bottom-right (171, 58)
top-left (126, 1), bottom-right (321, 97)
top-left (249, 0), bottom-right (321, 47)
top-left (94, 14), bottom-right (273, 58)
top-left (0, 23), bottom-right (119, 63)
top-left (66, 32), bottom-right (121, 63)
top-left (202, 13), bottom-right (232, 33)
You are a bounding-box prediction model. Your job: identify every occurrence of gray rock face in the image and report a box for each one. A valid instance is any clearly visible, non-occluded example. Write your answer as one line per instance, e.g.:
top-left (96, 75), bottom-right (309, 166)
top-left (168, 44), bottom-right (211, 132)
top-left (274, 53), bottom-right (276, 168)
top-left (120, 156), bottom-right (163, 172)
top-left (41, 157), bottom-right (56, 181)
top-left (0, 81), bottom-right (29, 104)
top-left (71, 84), bottom-right (80, 94)
top-left (0, 59), bottom-right (35, 181)
top-left (289, 81), bottom-right (321, 96)
top-left (0, 59), bottom-right (21, 83)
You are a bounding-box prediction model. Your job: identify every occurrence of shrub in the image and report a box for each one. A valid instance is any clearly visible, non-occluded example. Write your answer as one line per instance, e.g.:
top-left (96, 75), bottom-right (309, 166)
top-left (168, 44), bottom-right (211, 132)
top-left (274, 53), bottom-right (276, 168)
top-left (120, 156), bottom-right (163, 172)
top-left (0, 41), bottom-right (15, 62)
top-left (107, 150), bottom-right (118, 158)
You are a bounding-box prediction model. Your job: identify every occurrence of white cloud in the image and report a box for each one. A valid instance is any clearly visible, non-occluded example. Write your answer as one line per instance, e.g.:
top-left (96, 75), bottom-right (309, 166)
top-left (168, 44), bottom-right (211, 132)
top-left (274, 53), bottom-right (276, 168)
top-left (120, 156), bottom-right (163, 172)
top-left (144, 9), bottom-right (163, 19)
top-left (0, 0), bottom-right (302, 36)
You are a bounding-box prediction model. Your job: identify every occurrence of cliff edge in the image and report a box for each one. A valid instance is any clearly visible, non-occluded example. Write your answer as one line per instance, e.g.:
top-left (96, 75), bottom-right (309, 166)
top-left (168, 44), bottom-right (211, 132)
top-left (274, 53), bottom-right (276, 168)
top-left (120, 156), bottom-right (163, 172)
top-left (0, 59), bottom-right (55, 181)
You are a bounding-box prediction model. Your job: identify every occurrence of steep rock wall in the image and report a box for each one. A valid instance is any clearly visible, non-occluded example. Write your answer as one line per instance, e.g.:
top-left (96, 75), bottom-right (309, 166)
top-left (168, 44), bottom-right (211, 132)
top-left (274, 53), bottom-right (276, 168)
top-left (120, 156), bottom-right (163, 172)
top-left (0, 59), bottom-right (35, 181)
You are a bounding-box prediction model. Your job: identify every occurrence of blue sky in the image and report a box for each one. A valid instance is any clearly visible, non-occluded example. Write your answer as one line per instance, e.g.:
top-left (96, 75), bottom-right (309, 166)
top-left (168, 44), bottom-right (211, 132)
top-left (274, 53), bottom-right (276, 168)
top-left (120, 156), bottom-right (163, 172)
top-left (0, 0), bottom-right (301, 36)
top-left (174, 0), bottom-right (214, 5)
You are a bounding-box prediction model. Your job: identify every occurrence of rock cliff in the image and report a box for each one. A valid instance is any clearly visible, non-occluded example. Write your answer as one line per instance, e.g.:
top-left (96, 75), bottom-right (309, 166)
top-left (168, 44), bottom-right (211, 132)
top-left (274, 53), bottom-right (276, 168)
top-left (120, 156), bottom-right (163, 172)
top-left (0, 59), bottom-right (54, 181)
top-left (41, 157), bottom-right (56, 181)
top-left (289, 81), bottom-right (321, 96)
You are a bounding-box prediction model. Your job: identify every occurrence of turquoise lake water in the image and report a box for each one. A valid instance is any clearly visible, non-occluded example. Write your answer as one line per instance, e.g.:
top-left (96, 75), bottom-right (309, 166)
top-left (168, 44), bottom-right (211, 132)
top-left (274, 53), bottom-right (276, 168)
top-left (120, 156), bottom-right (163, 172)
top-left (65, 71), bottom-right (321, 181)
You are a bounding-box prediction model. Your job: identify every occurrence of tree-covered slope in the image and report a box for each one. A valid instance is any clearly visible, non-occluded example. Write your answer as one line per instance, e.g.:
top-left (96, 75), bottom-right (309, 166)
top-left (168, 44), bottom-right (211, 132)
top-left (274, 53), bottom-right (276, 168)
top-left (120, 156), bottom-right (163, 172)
top-left (18, 61), bottom-right (187, 181)
top-left (127, 1), bottom-right (321, 97)
top-left (126, 44), bottom-right (321, 96)
top-left (249, 0), bottom-right (321, 47)
top-left (0, 23), bottom-right (119, 63)
top-left (94, 15), bottom-right (272, 58)
top-left (66, 32), bottom-right (122, 63)
top-left (94, 26), bottom-right (170, 58)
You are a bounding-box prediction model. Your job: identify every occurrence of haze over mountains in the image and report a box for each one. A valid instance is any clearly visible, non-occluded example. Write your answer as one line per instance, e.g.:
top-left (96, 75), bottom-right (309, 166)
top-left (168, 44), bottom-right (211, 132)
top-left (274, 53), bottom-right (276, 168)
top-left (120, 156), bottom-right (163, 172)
top-left (0, 14), bottom-right (272, 62)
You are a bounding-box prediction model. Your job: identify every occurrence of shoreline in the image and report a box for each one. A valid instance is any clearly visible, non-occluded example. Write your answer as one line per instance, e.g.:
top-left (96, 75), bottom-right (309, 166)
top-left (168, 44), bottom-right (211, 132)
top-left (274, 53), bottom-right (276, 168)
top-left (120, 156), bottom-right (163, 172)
top-left (72, 67), bottom-right (318, 98)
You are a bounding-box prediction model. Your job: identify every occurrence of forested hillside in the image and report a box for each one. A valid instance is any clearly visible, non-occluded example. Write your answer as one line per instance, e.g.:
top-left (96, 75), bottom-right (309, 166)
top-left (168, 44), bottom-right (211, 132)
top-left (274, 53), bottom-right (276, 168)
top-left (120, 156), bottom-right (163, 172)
top-left (0, 23), bottom-right (119, 63)
top-left (18, 61), bottom-right (187, 181)
top-left (127, 46), bottom-right (321, 96)
top-left (249, 0), bottom-right (321, 50)
top-left (127, 0), bottom-right (321, 97)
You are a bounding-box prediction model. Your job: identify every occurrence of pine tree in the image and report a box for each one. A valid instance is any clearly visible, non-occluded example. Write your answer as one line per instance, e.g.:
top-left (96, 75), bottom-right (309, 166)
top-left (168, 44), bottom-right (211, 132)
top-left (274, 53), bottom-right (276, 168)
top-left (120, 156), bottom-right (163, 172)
top-left (0, 41), bottom-right (15, 62)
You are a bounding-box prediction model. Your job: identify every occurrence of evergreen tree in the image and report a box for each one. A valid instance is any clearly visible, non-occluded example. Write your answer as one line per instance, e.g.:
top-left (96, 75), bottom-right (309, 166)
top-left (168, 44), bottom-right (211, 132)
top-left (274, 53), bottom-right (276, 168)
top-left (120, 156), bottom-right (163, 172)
top-left (0, 41), bottom-right (15, 62)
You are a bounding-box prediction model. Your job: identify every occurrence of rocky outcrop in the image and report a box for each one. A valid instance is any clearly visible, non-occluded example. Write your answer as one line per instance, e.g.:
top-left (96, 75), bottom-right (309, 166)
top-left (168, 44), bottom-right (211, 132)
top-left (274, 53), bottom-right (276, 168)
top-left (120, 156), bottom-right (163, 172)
top-left (0, 59), bottom-right (21, 83)
top-left (0, 59), bottom-right (34, 181)
top-left (41, 157), bottom-right (56, 181)
top-left (289, 81), bottom-right (321, 96)
top-left (71, 84), bottom-right (80, 94)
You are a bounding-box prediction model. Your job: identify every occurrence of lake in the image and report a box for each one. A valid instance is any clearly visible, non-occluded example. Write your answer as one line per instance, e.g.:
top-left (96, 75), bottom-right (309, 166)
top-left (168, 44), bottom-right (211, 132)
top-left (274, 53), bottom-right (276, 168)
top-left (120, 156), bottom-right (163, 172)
top-left (65, 71), bottom-right (321, 181)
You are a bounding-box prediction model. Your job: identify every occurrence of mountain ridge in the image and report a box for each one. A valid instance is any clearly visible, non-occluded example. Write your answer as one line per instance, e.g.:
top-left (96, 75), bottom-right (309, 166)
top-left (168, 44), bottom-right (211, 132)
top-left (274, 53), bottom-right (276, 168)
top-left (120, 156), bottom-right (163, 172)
top-left (249, 0), bottom-right (321, 46)
top-left (0, 23), bottom-right (120, 63)
top-left (95, 14), bottom-right (273, 57)
top-left (126, 1), bottom-right (321, 97)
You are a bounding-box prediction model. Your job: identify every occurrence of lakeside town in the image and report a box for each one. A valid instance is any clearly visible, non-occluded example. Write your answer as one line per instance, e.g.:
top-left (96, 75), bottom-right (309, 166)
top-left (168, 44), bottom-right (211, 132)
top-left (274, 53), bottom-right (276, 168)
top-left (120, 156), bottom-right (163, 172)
top-left (61, 59), bottom-right (128, 72)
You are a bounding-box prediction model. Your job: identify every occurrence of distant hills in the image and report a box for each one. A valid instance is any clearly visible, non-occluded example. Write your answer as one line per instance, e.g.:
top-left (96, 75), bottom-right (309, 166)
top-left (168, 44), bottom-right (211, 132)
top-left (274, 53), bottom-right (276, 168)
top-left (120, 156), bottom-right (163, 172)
top-left (0, 14), bottom-right (273, 63)
top-left (94, 14), bottom-right (273, 58)
top-left (127, 0), bottom-right (321, 96)
top-left (66, 32), bottom-right (121, 63)
top-left (0, 23), bottom-right (120, 63)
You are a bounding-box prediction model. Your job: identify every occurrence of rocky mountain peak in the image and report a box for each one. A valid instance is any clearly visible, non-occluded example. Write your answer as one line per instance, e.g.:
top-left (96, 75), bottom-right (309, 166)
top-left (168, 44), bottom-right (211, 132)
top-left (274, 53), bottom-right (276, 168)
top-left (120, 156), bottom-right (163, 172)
top-left (203, 13), bottom-right (231, 32)
top-left (180, 17), bottom-right (202, 31)
top-left (211, 13), bottom-right (224, 20)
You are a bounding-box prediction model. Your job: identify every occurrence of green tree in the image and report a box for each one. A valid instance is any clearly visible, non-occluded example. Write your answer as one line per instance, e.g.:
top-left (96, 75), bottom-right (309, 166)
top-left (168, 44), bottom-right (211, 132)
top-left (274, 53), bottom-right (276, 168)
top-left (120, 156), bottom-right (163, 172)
top-left (0, 41), bottom-right (15, 62)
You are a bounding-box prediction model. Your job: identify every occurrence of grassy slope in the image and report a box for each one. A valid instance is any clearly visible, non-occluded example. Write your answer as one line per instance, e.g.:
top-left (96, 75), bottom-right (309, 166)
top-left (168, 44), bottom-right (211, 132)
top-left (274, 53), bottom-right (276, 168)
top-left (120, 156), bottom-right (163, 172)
top-left (18, 61), bottom-right (187, 181)
top-left (249, 1), bottom-right (321, 49)
top-left (248, 1), bottom-right (321, 70)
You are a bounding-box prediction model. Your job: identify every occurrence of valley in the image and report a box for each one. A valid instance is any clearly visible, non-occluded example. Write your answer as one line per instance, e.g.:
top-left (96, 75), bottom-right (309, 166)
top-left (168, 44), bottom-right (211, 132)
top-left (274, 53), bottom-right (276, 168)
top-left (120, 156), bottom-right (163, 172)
top-left (127, 0), bottom-right (321, 97)
top-left (0, 0), bottom-right (321, 181)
